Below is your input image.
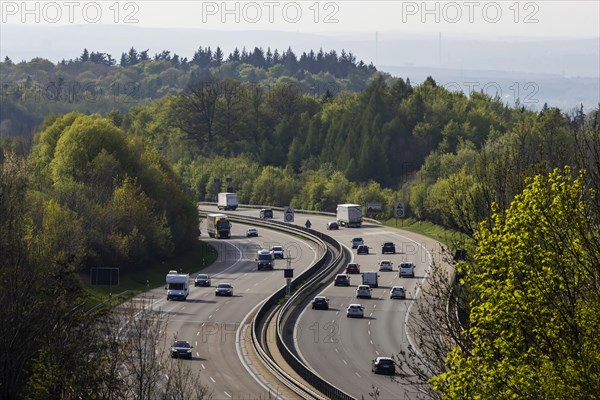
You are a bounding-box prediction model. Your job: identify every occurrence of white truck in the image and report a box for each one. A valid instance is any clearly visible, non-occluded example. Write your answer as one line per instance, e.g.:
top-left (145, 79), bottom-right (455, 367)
top-left (362, 271), bottom-right (379, 288)
top-left (217, 192), bottom-right (238, 211)
top-left (256, 249), bottom-right (274, 270)
top-left (337, 204), bottom-right (362, 228)
top-left (166, 270), bottom-right (189, 301)
top-left (206, 213), bottom-right (231, 239)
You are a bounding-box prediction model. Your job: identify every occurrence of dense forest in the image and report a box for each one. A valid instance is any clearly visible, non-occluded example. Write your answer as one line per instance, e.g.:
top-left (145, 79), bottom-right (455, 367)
top-left (0, 46), bottom-right (376, 136)
top-left (1, 44), bottom-right (600, 398)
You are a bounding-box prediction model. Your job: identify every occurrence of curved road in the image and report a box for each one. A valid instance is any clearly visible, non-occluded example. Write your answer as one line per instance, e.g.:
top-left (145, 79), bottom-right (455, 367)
top-left (294, 215), bottom-right (445, 400)
top-left (139, 206), bottom-right (321, 399)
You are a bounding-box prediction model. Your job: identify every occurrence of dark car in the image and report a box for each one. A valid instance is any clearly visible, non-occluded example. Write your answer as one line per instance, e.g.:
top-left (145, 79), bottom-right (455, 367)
top-left (345, 263), bottom-right (361, 274)
top-left (170, 340), bottom-right (193, 359)
top-left (215, 283), bottom-right (233, 296)
top-left (381, 242), bottom-right (396, 254)
top-left (311, 296), bottom-right (329, 310)
top-left (259, 208), bottom-right (273, 219)
top-left (326, 221), bottom-right (339, 230)
top-left (357, 244), bottom-right (369, 255)
top-left (334, 274), bottom-right (350, 286)
top-left (372, 357), bottom-right (396, 375)
top-left (194, 274), bottom-right (211, 287)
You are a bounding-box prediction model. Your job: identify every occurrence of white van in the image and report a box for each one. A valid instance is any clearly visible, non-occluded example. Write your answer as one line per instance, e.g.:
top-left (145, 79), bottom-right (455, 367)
top-left (399, 262), bottom-right (415, 278)
top-left (362, 271), bottom-right (379, 288)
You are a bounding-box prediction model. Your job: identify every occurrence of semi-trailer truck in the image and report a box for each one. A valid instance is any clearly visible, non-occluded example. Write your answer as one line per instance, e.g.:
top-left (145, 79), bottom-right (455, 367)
top-left (206, 213), bottom-right (232, 238)
top-left (217, 192), bottom-right (238, 210)
top-left (337, 204), bottom-right (363, 228)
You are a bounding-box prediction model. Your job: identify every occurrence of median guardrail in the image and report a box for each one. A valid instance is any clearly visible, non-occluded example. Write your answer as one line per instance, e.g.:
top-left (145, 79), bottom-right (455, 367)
top-left (198, 207), bottom-right (356, 399)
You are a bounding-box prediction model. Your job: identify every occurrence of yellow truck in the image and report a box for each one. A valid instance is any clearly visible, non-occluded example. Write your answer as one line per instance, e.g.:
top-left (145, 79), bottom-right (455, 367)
top-left (206, 213), bottom-right (232, 239)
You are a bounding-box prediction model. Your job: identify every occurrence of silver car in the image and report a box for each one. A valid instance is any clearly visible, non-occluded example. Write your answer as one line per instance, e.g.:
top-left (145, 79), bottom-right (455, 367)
top-left (356, 285), bottom-right (372, 299)
top-left (390, 286), bottom-right (406, 299)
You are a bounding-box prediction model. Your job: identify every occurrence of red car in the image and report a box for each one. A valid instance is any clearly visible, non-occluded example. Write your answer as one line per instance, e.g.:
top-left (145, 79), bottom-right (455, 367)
top-left (345, 263), bottom-right (361, 274)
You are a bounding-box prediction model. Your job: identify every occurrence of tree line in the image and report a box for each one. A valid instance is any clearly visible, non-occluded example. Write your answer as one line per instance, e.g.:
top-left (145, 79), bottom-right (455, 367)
top-left (0, 46), bottom-right (375, 136)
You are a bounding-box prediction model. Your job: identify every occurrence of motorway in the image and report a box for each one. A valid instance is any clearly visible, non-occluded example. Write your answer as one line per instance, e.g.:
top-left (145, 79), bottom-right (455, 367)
top-left (140, 206), bottom-right (320, 399)
top-left (293, 216), bottom-right (445, 400)
top-left (133, 206), bottom-right (445, 400)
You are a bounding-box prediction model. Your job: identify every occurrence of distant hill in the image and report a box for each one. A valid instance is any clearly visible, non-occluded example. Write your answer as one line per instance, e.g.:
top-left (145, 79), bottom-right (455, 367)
top-left (2, 24), bottom-right (598, 111)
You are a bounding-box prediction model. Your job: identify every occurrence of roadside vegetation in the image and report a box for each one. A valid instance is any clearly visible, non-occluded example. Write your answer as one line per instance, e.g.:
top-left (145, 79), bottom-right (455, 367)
top-left (1, 45), bottom-right (599, 398)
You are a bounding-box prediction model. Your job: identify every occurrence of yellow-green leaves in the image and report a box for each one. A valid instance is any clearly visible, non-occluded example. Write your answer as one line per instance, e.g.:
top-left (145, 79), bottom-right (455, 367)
top-left (432, 167), bottom-right (600, 399)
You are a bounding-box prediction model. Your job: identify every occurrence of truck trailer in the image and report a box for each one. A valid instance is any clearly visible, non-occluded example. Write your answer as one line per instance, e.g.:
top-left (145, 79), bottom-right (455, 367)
top-left (337, 204), bottom-right (363, 228)
top-left (217, 192), bottom-right (238, 210)
top-left (206, 213), bottom-right (232, 238)
top-left (166, 270), bottom-right (189, 301)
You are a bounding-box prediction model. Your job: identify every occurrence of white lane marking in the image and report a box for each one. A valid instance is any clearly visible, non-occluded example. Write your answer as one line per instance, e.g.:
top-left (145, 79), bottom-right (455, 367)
top-left (370, 340), bottom-right (373, 345)
top-left (224, 392), bottom-right (232, 398)
top-left (208, 314), bottom-right (213, 319)
top-left (196, 352), bottom-right (200, 357)
top-left (355, 372), bottom-right (361, 377)
top-left (335, 348), bottom-right (339, 353)
top-left (368, 330), bottom-right (371, 335)
top-left (194, 341), bottom-right (197, 346)
top-left (368, 321), bottom-right (371, 325)
top-left (201, 363), bottom-right (206, 369)
top-left (197, 331), bottom-right (200, 336)
top-left (376, 350), bottom-right (380, 356)
top-left (210, 377), bottom-right (215, 383)
top-left (342, 359), bottom-right (348, 365)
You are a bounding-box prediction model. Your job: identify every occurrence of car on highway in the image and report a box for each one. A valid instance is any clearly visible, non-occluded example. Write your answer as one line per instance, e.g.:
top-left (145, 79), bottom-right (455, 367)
top-left (194, 273), bottom-right (211, 287)
top-left (215, 283), bottom-right (233, 296)
top-left (334, 274), bottom-right (350, 286)
top-left (378, 260), bottom-right (393, 271)
top-left (346, 304), bottom-right (365, 318)
top-left (345, 263), bottom-right (361, 274)
top-left (399, 262), bottom-right (415, 278)
top-left (246, 228), bottom-right (258, 237)
top-left (357, 245), bottom-right (369, 255)
top-left (371, 356), bottom-right (396, 375)
top-left (170, 340), bottom-right (193, 359)
top-left (390, 286), bottom-right (406, 299)
top-left (356, 284), bottom-right (372, 299)
top-left (311, 296), bottom-right (329, 310)
top-left (271, 245), bottom-right (284, 259)
top-left (381, 242), bottom-right (396, 254)
top-left (351, 237), bottom-right (364, 248)
top-left (259, 208), bottom-right (273, 219)
top-left (326, 221), bottom-right (339, 230)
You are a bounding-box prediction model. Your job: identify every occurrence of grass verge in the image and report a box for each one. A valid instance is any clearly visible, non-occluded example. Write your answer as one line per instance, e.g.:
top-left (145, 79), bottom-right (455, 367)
top-left (82, 240), bottom-right (218, 308)
top-left (382, 217), bottom-right (471, 249)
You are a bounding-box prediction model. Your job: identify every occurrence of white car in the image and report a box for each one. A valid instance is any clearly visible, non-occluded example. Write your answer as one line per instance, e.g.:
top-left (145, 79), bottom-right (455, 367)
top-left (246, 228), bottom-right (258, 237)
top-left (346, 304), bottom-right (365, 318)
top-left (271, 245), bottom-right (284, 259)
top-left (378, 260), bottom-right (393, 271)
top-left (399, 262), bottom-right (415, 278)
top-left (390, 286), bottom-right (406, 299)
top-left (356, 284), bottom-right (372, 299)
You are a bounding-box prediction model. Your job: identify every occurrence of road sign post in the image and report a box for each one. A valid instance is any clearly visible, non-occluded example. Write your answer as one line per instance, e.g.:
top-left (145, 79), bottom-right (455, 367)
top-left (283, 206), bottom-right (294, 223)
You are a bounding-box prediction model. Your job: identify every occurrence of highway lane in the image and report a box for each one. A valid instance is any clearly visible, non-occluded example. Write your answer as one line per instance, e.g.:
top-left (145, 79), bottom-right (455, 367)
top-left (293, 216), bottom-right (443, 399)
top-left (136, 209), bottom-right (319, 400)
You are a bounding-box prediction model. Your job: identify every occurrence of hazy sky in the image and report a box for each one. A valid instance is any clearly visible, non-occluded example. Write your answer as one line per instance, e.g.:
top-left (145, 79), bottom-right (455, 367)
top-left (1, 0), bottom-right (599, 38)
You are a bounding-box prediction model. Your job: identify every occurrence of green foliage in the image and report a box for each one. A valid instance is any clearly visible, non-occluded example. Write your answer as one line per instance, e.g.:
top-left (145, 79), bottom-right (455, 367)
top-left (30, 113), bottom-right (198, 271)
top-left (431, 167), bottom-right (600, 398)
